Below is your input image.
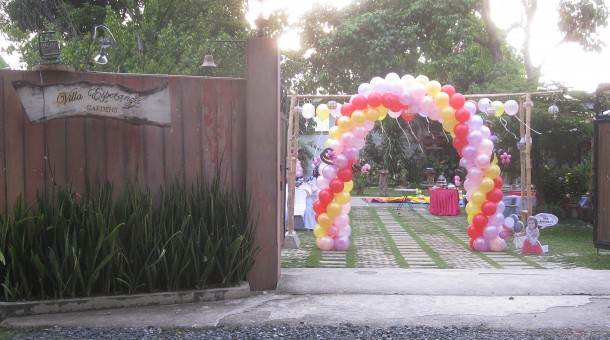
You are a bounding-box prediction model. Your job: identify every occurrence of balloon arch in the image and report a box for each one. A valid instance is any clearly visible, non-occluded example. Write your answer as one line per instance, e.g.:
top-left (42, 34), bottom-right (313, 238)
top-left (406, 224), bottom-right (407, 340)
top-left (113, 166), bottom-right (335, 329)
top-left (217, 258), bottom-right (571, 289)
top-left (287, 73), bottom-right (548, 253)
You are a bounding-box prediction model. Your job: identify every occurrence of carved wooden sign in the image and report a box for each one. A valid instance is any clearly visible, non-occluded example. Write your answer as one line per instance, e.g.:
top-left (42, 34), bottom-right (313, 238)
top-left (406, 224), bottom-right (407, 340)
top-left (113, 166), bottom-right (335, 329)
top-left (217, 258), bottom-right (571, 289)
top-left (12, 80), bottom-right (171, 126)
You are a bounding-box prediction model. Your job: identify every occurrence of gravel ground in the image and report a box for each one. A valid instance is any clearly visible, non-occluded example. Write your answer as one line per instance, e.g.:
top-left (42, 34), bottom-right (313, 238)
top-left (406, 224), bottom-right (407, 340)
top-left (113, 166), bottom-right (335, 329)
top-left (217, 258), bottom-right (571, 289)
top-left (6, 324), bottom-right (610, 339)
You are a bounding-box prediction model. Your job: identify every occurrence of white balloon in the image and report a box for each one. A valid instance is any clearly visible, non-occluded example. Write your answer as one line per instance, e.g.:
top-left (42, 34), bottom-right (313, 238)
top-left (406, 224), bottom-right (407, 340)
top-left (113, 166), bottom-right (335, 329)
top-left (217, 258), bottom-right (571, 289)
top-left (302, 103), bottom-right (315, 119)
top-left (480, 125), bottom-right (491, 139)
top-left (468, 114), bottom-right (484, 130)
top-left (331, 103), bottom-right (342, 118)
top-left (464, 101), bottom-right (477, 115)
top-left (411, 83), bottom-right (427, 99)
top-left (504, 99), bottom-right (519, 115)
top-left (388, 109), bottom-right (402, 118)
top-left (478, 98), bottom-right (492, 113)
top-left (358, 83), bottom-right (372, 96)
top-left (385, 72), bottom-right (400, 82)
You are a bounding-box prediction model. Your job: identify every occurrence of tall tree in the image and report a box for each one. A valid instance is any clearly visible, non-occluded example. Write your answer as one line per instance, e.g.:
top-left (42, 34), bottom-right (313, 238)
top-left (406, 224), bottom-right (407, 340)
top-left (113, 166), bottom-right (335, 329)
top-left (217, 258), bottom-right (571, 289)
top-left (474, 0), bottom-right (609, 82)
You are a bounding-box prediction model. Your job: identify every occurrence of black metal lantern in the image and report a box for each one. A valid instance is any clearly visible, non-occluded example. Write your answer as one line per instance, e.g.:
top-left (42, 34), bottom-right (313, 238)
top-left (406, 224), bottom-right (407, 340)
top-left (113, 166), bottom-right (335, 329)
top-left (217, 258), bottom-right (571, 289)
top-left (38, 31), bottom-right (61, 64)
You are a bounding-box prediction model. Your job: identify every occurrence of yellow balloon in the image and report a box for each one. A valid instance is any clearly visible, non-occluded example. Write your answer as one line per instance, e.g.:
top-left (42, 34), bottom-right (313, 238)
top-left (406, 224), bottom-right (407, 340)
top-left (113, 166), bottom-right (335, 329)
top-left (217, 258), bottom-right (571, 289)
top-left (471, 191), bottom-right (486, 205)
top-left (317, 213), bottom-right (332, 228)
top-left (364, 107), bottom-right (380, 121)
top-left (479, 177), bottom-right (495, 193)
top-left (377, 106), bottom-right (389, 120)
top-left (442, 119), bottom-right (456, 133)
top-left (415, 75), bottom-right (430, 86)
top-left (434, 92), bottom-right (450, 108)
top-left (465, 202), bottom-right (482, 216)
top-left (313, 225), bottom-right (329, 238)
top-left (483, 164), bottom-right (501, 179)
top-left (467, 214), bottom-right (474, 224)
top-left (426, 80), bottom-right (442, 97)
top-left (343, 180), bottom-right (354, 193)
top-left (490, 153), bottom-right (499, 166)
top-left (337, 116), bottom-right (354, 131)
top-left (440, 106), bottom-right (456, 121)
top-left (328, 126), bottom-right (342, 140)
top-left (326, 201), bottom-right (342, 217)
top-left (351, 110), bottom-right (366, 125)
top-left (335, 191), bottom-right (351, 205)
top-left (316, 104), bottom-right (331, 120)
top-left (325, 139), bottom-right (332, 148)
top-left (492, 101), bottom-right (504, 117)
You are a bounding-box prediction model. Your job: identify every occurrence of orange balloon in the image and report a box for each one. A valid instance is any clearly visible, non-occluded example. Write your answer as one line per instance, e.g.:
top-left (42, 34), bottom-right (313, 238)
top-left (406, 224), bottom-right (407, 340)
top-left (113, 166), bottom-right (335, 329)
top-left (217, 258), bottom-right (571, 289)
top-left (351, 110), bottom-right (366, 125)
top-left (364, 107), bottom-right (380, 121)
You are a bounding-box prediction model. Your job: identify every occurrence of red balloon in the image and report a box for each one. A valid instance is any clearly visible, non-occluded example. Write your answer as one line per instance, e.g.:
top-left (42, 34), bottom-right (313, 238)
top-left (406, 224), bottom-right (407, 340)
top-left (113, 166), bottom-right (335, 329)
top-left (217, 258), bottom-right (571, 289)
top-left (467, 224), bottom-right (483, 239)
top-left (313, 200), bottom-right (326, 214)
top-left (352, 95), bottom-right (368, 110)
top-left (340, 102), bottom-right (354, 117)
top-left (367, 92), bottom-right (382, 107)
top-left (382, 93), bottom-right (400, 111)
top-left (337, 167), bottom-right (353, 182)
top-left (473, 213), bottom-right (488, 229)
top-left (486, 188), bottom-right (503, 203)
top-left (452, 137), bottom-right (466, 153)
top-left (469, 238), bottom-right (475, 250)
top-left (401, 110), bottom-right (415, 122)
top-left (454, 108), bottom-right (471, 123)
top-left (441, 85), bottom-right (456, 97)
top-left (453, 123), bottom-right (469, 139)
top-left (493, 176), bottom-right (504, 189)
top-left (329, 178), bottom-right (345, 193)
top-left (318, 188), bottom-right (334, 205)
top-left (450, 93), bottom-right (466, 109)
top-left (481, 201), bottom-right (497, 216)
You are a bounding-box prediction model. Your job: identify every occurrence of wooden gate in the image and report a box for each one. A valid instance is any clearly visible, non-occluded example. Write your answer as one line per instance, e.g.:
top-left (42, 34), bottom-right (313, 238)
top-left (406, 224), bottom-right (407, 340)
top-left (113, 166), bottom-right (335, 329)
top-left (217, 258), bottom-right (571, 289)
top-left (594, 83), bottom-right (610, 250)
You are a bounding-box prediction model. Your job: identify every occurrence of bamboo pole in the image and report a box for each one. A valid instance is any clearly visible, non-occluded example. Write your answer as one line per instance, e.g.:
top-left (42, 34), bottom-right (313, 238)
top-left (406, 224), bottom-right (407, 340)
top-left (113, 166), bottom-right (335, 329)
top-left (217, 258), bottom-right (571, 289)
top-left (284, 95), bottom-right (300, 249)
top-left (521, 93), bottom-right (533, 223)
top-left (519, 97), bottom-right (526, 223)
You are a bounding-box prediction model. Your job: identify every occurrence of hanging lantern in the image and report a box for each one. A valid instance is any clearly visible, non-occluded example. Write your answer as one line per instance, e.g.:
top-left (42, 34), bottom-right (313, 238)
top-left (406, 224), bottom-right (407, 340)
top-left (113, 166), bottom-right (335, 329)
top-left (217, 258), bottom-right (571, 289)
top-left (327, 100), bottom-right (338, 110)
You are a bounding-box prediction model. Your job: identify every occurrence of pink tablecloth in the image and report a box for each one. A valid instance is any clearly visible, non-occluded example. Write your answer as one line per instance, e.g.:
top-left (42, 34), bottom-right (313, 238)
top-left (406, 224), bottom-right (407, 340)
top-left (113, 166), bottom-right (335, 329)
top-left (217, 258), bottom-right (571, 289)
top-left (429, 188), bottom-right (460, 216)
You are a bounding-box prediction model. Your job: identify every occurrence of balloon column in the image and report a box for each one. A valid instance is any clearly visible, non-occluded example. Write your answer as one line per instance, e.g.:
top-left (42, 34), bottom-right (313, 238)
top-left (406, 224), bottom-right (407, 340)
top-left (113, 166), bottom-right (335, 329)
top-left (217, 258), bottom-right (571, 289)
top-left (308, 73), bottom-right (517, 252)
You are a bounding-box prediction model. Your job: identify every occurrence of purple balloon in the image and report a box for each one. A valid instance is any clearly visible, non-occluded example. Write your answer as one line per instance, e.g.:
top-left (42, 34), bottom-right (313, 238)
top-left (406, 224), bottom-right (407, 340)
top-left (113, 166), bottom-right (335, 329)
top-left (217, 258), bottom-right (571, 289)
top-left (322, 164), bottom-right (338, 180)
top-left (467, 130), bottom-right (483, 146)
top-left (495, 200), bottom-right (505, 214)
top-left (499, 229), bottom-right (511, 239)
top-left (343, 146), bottom-right (360, 160)
top-left (483, 225), bottom-right (499, 240)
top-left (334, 214), bottom-right (350, 228)
top-left (338, 225), bottom-right (352, 237)
top-left (462, 145), bottom-right (478, 160)
top-left (333, 236), bottom-right (350, 251)
top-left (466, 168), bottom-right (483, 181)
top-left (334, 154), bottom-right (348, 169)
top-left (473, 237), bottom-right (490, 252)
top-left (489, 212), bottom-right (505, 227)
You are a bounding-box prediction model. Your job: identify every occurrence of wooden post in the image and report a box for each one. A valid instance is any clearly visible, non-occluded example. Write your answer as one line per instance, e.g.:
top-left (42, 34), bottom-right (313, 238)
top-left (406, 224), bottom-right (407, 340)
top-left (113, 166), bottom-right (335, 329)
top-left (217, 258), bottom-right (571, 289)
top-left (519, 97), bottom-right (526, 223)
top-left (521, 93), bottom-right (533, 223)
top-left (284, 95), bottom-right (300, 249)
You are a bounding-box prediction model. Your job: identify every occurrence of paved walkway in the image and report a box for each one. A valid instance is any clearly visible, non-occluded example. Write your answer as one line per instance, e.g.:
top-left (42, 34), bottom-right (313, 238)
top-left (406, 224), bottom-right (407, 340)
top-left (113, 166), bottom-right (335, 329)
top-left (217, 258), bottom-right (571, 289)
top-left (282, 198), bottom-right (575, 270)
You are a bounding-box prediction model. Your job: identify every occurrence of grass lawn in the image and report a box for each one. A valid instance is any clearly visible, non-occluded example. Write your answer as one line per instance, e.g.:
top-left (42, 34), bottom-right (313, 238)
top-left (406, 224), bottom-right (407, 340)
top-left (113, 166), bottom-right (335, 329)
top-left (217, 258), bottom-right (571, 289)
top-left (541, 219), bottom-right (610, 270)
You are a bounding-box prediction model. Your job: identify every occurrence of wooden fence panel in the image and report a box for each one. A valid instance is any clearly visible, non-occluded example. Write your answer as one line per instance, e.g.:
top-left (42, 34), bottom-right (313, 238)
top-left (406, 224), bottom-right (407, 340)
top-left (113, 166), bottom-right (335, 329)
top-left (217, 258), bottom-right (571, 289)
top-left (0, 70), bottom-right (246, 213)
top-left (595, 120), bottom-right (610, 248)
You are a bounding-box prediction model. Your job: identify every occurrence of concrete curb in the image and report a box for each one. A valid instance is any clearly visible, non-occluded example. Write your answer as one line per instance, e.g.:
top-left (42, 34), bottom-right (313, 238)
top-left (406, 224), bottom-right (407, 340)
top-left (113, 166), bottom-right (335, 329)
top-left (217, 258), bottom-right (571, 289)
top-left (0, 281), bottom-right (251, 320)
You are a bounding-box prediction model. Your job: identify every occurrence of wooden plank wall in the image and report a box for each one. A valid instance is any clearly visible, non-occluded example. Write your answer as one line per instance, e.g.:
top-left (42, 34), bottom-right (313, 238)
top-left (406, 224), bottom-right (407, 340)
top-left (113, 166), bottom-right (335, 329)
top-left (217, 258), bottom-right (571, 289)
top-left (0, 70), bottom-right (246, 212)
top-left (595, 120), bottom-right (610, 248)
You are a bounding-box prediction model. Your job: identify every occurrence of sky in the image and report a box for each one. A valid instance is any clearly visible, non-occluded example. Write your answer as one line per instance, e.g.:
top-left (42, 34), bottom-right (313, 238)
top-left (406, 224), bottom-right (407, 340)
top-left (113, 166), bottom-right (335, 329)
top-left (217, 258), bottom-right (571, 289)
top-left (3, 0), bottom-right (609, 92)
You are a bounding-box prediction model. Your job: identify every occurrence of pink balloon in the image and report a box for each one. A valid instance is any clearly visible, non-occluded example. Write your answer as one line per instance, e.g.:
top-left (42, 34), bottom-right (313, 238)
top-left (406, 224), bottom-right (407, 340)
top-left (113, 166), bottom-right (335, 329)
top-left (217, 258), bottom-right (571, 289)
top-left (343, 146), bottom-right (360, 160)
top-left (353, 125), bottom-right (368, 139)
top-left (489, 212), bottom-right (505, 227)
top-left (341, 203), bottom-right (352, 215)
top-left (480, 125), bottom-right (491, 139)
top-left (499, 229), bottom-right (511, 239)
top-left (468, 115), bottom-right (484, 130)
top-left (326, 139), bottom-right (344, 154)
top-left (328, 225), bottom-right (340, 237)
top-left (334, 214), bottom-right (350, 228)
top-left (464, 178), bottom-right (480, 192)
top-left (341, 131), bottom-right (356, 147)
top-left (316, 176), bottom-right (329, 190)
top-left (478, 139), bottom-right (494, 155)
top-left (495, 200), bottom-right (505, 214)
top-left (354, 138), bottom-right (366, 149)
top-left (317, 236), bottom-right (334, 251)
top-left (363, 120), bottom-right (375, 131)
top-left (466, 168), bottom-right (483, 181)
top-left (338, 225), bottom-right (352, 237)
top-left (474, 154), bottom-right (491, 168)
top-left (489, 237), bottom-right (507, 252)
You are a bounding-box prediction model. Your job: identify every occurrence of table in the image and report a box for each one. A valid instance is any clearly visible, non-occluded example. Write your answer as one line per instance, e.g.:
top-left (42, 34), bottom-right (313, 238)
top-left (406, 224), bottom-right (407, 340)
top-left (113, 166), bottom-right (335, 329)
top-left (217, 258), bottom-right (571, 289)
top-left (429, 188), bottom-right (460, 216)
top-left (395, 188), bottom-right (417, 211)
top-left (502, 195), bottom-right (537, 218)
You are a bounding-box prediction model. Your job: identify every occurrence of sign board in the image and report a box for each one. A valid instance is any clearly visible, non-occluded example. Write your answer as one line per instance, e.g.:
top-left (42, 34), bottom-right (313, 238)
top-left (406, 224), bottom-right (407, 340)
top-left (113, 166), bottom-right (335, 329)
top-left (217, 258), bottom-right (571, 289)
top-left (535, 213), bottom-right (559, 229)
top-left (12, 80), bottom-right (171, 126)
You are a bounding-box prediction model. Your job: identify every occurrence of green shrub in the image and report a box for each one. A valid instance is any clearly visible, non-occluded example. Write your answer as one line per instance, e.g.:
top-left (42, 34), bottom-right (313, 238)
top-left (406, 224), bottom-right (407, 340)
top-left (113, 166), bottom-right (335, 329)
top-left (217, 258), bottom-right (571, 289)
top-left (535, 167), bottom-right (568, 205)
top-left (0, 175), bottom-right (257, 301)
top-left (534, 203), bottom-right (566, 220)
